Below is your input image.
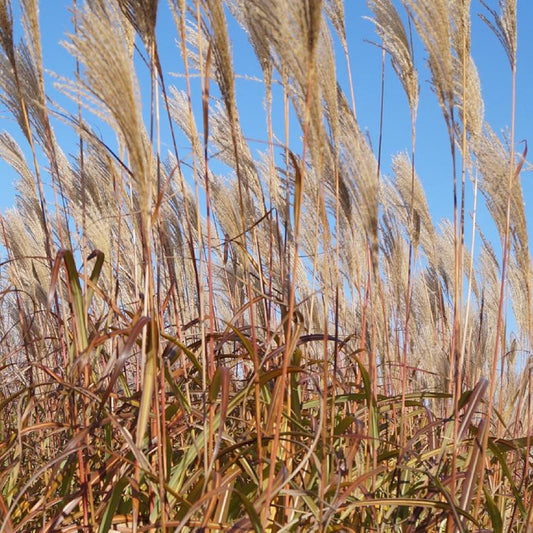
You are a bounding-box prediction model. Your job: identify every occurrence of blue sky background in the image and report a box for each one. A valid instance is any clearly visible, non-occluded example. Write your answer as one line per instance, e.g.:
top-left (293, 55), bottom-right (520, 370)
top-left (0, 0), bottom-right (532, 256)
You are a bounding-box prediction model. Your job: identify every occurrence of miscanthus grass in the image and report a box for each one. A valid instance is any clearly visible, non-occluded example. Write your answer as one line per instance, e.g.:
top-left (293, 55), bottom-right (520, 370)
top-left (0, 0), bottom-right (531, 531)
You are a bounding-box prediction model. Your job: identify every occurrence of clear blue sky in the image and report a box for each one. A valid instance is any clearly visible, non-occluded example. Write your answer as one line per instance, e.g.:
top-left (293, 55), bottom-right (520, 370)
top-left (0, 0), bottom-right (531, 254)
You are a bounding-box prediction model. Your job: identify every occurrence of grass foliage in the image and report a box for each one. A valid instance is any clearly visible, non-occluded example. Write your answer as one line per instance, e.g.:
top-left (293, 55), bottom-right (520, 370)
top-left (0, 0), bottom-right (532, 531)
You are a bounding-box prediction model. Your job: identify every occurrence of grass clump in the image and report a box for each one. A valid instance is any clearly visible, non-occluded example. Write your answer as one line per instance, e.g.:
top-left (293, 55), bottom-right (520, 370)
top-left (0, 0), bottom-right (532, 531)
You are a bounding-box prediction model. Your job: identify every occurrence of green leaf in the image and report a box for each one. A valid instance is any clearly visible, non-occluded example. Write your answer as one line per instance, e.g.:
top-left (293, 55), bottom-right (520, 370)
top-left (487, 438), bottom-right (527, 518)
top-left (483, 486), bottom-right (503, 533)
top-left (232, 489), bottom-right (263, 532)
top-left (161, 333), bottom-right (203, 374)
top-left (98, 477), bottom-right (129, 533)
top-left (86, 249), bottom-right (105, 308)
top-left (210, 366), bottom-right (222, 403)
top-left (334, 415), bottom-right (357, 436)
